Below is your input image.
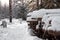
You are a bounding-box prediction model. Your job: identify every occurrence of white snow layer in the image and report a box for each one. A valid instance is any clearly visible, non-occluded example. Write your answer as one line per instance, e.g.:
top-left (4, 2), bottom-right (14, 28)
top-left (0, 18), bottom-right (42, 40)
top-left (27, 9), bottom-right (60, 21)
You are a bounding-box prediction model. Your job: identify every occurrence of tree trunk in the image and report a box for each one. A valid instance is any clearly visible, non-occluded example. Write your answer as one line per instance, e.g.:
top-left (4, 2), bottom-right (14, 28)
top-left (9, 0), bottom-right (12, 23)
top-left (37, 0), bottom-right (39, 9)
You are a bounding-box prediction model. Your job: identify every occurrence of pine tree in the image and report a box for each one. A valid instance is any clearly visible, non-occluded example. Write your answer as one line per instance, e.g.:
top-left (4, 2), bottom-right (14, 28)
top-left (17, 3), bottom-right (28, 20)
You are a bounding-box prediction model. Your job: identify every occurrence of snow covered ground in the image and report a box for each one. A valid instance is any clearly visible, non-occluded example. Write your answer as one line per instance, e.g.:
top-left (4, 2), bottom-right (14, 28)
top-left (0, 18), bottom-right (42, 40)
top-left (0, 9), bottom-right (60, 40)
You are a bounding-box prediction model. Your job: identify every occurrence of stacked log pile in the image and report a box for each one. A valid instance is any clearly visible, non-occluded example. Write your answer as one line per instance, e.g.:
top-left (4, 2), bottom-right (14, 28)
top-left (27, 17), bottom-right (60, 40)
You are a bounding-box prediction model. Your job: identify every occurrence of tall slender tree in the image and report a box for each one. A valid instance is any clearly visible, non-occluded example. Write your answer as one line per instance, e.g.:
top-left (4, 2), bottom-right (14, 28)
top-left (9, 0), bottom-right (12, 22)
top-left (36, 0), bottom-right (39, 9)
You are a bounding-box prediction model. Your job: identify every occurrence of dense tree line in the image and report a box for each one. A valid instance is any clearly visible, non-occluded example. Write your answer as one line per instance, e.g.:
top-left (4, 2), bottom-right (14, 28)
top-left (39, 0), bottom-right (60, 9)
top-left (0, 0), bottom-right (28, 20)
top-left (0, 2), bottom-right (9, 19)
top-left (0, 0), bottom-right (60, 20)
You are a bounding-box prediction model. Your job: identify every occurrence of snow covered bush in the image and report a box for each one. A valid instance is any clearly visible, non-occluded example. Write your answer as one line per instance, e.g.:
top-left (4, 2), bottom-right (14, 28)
top-left (1, 21), bottom-right (7, 28)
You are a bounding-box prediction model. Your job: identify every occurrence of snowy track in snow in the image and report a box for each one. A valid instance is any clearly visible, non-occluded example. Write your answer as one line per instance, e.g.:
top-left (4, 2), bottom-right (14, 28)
top-left (0, 19), bottom-right (42, 40)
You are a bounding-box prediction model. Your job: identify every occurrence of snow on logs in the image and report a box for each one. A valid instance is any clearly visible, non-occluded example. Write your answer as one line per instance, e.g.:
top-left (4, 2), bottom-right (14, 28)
top-left (47, 17), bottom-right (60, 31)
top-left (27, 9), bottom-right (60, 31)
top-left (27, 9), bottom-right (60, 39)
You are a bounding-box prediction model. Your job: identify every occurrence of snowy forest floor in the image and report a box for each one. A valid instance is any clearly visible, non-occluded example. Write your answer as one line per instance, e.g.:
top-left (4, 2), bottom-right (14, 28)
top-left (0, 18), bottom-right (42, 40)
